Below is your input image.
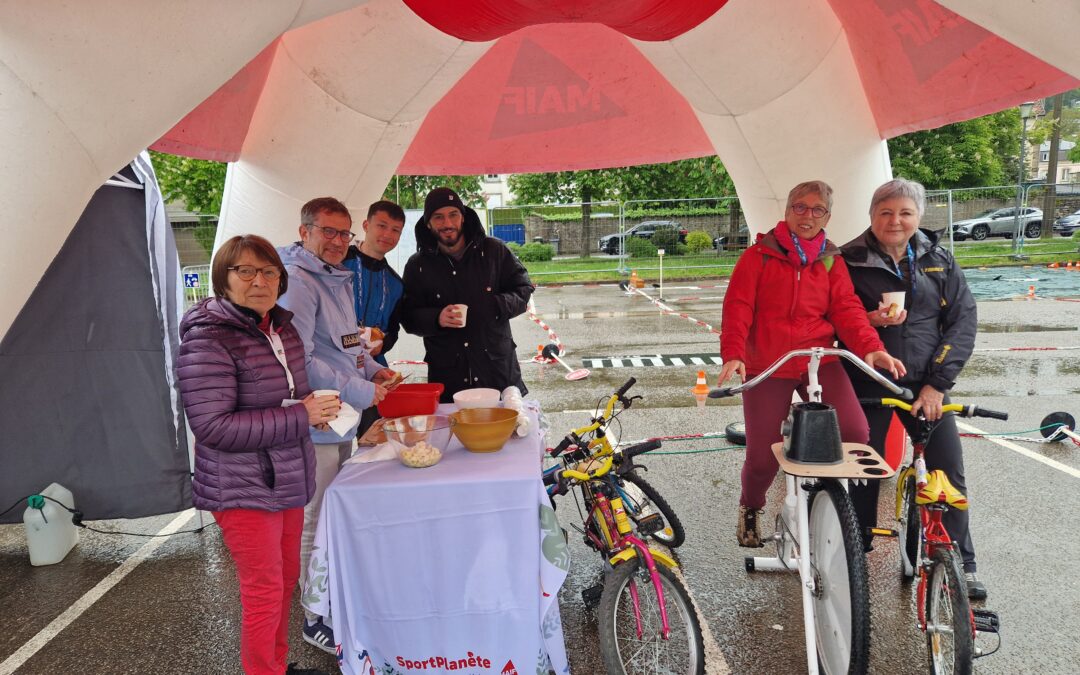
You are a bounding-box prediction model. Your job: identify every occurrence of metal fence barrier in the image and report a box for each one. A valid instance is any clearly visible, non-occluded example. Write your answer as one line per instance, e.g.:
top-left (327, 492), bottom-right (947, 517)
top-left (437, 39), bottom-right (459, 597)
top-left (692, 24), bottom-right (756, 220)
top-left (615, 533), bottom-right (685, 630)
top-left (486, 185), bottom-right (1079, 275)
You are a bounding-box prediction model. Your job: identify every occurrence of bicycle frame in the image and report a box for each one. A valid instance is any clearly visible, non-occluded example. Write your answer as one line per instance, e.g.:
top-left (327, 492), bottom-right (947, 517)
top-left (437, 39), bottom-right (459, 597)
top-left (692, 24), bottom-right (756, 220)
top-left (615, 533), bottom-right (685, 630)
top-left (877, 397), bottom-right (1006, 664)
top-left (545, 379), bottom-right (682, 641)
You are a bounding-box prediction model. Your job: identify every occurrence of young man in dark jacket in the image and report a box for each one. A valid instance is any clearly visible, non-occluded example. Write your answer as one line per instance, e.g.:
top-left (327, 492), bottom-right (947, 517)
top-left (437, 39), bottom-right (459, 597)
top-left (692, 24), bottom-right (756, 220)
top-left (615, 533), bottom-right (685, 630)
top-left (401, 187), bottom-right (533, 402)
top-left (343, 200), bottom-right (406, 368)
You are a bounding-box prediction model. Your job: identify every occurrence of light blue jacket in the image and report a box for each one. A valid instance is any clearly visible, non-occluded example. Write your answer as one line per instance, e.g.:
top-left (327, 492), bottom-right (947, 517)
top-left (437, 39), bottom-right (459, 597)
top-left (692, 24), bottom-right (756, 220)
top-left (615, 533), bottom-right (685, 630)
top-left (278, 244), bottom-right (383, 443)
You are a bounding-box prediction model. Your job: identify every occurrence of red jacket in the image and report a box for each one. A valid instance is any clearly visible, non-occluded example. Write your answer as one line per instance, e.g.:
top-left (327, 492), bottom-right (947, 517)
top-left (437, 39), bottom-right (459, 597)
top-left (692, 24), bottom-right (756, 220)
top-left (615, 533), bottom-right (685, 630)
top-left (720, 229), bottom-right (884, 380)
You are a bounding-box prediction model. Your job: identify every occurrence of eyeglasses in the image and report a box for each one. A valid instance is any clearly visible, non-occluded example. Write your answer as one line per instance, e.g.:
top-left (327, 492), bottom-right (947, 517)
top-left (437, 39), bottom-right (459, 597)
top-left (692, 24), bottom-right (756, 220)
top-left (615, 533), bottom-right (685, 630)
top-left (791, 203), bottom-right (829, 218)
top-left (309, 225), bottom-right (354, 242)
top-left (228, 265), bottom-right (281, 282)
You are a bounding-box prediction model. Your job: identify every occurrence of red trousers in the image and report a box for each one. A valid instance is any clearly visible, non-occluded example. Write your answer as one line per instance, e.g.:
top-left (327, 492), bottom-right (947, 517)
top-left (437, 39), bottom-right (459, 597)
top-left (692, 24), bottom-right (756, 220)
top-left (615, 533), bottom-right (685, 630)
top-left (214, 507), bottom-right (304, 675)
top-left (740, 361), bottom-right (869, 509)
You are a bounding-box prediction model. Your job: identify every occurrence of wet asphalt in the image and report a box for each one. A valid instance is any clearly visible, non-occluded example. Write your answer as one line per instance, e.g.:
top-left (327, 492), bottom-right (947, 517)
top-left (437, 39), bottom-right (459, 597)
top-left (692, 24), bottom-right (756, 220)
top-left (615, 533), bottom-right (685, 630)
top-left (2, 275), bottom-right (1079, 674)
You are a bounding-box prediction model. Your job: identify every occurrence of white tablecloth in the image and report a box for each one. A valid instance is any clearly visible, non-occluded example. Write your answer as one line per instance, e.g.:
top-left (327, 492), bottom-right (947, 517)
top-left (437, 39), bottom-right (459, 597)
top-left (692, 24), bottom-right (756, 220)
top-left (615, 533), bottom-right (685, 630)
top-left (302, 404), bottom-right (570, 675)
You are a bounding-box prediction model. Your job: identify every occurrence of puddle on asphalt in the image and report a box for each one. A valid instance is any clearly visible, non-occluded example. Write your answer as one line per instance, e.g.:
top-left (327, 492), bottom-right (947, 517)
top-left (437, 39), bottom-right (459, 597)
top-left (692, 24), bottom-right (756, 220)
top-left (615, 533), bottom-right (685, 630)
top-left (977, 323), bottom-right (1079, 333)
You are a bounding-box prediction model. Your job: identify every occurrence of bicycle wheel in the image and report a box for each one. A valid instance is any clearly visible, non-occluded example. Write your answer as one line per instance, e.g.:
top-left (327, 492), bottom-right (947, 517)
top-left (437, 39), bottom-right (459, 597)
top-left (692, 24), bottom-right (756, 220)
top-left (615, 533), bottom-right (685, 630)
top-left (620, 471), bottom-right (686, 548)
top-left (925, 546), bottom-right (973, 675)
top-left (808, 480), bottom-right (871, 675)
top-left (597, 559), bottom-right (705, 675)
top-left (896, 468), bottom-right (919, 581)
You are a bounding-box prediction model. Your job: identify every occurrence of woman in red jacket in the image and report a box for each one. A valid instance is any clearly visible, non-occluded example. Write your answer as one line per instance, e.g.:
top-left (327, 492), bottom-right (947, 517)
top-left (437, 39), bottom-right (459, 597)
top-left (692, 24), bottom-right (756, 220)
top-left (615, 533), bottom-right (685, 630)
top-left (718, 180), bottom-right (905, 547)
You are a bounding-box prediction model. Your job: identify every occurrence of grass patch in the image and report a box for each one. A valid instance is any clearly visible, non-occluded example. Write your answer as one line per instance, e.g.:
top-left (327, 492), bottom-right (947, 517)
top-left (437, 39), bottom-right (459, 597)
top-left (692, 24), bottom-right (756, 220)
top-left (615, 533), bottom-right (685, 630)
top-left (523, 240), bottom-right (1080, 285)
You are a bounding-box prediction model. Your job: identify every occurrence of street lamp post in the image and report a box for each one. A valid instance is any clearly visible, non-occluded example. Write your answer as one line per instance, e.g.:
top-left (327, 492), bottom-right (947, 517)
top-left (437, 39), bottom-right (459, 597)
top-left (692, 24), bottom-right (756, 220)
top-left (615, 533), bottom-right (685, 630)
top-left (1014, 101), bottom-right (1036, 257)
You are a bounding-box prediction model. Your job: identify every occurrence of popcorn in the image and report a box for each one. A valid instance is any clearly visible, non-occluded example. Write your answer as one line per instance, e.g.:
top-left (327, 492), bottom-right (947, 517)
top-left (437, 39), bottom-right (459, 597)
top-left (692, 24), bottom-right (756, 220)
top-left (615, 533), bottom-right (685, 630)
top-left (398, 440), bottom-right (442, 468)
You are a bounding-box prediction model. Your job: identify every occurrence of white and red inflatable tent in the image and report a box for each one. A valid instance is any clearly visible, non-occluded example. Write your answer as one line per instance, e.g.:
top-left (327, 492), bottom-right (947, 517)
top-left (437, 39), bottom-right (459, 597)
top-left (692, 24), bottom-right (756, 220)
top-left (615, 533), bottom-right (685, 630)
top-left (1, 1), bottom-right (1078, 516)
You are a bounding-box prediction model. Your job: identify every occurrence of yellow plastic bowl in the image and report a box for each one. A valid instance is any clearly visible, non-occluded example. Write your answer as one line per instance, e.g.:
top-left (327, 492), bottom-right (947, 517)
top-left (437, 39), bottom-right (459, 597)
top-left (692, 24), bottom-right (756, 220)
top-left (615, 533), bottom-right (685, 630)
top-left (450, 407), bottom-right (518, 453)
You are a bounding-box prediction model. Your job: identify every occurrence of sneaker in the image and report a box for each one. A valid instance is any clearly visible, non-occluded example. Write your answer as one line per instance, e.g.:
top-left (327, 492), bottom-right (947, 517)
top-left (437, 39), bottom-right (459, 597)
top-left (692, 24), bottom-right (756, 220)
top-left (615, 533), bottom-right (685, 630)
top-left (302, 617), bottom-right (336, 654)
top-left (736, 505), bottom-right (765, 548)
top-left (286, 663), bottom-right (330, 675)
top-left (965, 572), bottom-right (988, 600)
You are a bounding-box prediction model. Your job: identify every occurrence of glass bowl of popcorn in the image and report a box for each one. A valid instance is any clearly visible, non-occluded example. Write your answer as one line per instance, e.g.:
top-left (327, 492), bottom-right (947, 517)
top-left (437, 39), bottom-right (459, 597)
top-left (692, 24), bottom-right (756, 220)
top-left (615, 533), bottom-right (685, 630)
top-left (383, 414), bottom-right (455, 468)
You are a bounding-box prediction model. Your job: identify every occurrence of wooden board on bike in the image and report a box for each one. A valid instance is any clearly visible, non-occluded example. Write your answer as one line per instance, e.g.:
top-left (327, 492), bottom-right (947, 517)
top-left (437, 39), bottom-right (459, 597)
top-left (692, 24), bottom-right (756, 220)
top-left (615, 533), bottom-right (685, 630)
top-left (771, 442), bottom-right (896, 479)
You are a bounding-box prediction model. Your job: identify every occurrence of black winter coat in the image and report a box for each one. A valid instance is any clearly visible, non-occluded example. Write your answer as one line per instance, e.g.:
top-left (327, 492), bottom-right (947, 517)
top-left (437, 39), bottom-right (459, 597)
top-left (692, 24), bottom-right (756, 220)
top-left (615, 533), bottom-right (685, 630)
top-left (840, 228), bottom-right (976, 393)
top-left (401, 206), bottom-right (533, 402)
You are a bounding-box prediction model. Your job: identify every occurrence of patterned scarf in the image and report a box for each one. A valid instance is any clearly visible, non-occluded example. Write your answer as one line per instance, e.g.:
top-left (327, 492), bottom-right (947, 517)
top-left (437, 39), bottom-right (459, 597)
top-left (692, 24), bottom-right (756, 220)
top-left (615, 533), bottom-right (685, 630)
top-left (773, 221), bottom-right (827, 267)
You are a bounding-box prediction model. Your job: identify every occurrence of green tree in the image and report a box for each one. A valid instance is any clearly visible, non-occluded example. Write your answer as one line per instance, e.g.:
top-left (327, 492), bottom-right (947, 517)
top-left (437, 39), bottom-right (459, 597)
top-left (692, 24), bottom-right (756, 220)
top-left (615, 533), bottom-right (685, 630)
top-left (381, 175), bottom-right (483, 209)
top-left (507, 156), bottom-right (734, 205)
top-left (887, 110), bottom-right (1019, 189)
top-left (149, 151), bottom-right (227, 214)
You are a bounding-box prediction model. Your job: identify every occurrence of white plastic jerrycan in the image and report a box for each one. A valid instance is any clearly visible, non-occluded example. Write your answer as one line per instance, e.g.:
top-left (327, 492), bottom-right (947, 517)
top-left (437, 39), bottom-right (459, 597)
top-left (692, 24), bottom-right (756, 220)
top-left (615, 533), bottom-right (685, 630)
top-left (23, 483), bottom-right (79, 566)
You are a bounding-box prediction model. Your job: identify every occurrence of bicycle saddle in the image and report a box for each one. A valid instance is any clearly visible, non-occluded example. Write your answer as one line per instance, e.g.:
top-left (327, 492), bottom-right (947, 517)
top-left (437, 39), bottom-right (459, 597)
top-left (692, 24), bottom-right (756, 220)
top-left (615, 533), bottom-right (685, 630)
top-left (916, 470), bottom-right (969, 510)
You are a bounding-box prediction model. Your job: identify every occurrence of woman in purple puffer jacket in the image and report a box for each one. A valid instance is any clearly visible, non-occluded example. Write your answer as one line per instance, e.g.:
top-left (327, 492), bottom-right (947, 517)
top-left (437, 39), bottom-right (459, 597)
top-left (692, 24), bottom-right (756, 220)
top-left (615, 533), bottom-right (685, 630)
top-left (177, 235), bottom-right (340, 675)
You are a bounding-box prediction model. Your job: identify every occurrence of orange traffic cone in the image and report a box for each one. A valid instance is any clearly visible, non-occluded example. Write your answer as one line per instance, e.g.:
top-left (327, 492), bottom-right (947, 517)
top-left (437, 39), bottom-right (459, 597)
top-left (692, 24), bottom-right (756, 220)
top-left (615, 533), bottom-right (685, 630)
top-left (692, 371), bottom-right (709, 408)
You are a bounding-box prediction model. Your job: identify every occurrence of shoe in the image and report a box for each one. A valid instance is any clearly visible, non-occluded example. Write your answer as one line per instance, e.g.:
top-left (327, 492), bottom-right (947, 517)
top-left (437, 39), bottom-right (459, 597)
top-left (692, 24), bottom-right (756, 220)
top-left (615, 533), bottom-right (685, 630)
top-left (302, 617), bottom-right (336, 654)
top-left (736, 505), bottom-right (765, 548)
top-left (965, 572), bottom-right (987, 601)
top-left (286, 663), bottom-right (330, 675)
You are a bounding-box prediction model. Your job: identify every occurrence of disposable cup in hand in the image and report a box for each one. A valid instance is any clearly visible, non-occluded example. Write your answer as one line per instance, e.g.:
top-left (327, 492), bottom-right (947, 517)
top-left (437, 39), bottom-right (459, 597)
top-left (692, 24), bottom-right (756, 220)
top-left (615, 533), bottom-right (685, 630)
top-left (880, 291), bottom-right (906, 318)
top-left (313, 389), bottom-right (340, 399)
top-left (456, 304), bottom-right (469, 327)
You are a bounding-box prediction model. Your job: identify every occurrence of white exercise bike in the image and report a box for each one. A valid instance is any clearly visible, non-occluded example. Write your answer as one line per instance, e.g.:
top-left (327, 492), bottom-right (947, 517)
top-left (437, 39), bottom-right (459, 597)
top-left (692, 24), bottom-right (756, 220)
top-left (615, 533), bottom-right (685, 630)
top-left (711, 347), bottom-right (911, 674)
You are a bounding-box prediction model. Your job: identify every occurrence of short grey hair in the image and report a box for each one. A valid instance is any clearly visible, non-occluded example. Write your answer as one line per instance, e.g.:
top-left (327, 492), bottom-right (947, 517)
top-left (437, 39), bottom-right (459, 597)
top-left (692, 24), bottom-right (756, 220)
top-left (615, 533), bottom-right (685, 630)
top-left (786, 180), bottom-right (833, 212)
top-left (870, 178), bottom-right (926, 217)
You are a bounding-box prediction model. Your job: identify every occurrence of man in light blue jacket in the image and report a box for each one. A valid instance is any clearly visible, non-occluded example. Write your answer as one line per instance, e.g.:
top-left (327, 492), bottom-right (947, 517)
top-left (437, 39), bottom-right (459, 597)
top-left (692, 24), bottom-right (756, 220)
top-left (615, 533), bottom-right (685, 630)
top-left (278, 196), bottom-right (394, 654)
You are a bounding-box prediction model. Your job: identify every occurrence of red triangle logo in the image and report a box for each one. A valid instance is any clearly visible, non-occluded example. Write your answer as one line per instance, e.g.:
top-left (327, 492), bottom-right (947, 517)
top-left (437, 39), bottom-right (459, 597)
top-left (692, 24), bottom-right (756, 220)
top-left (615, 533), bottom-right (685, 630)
top-left (501, 660), bottom-right (519, 675)
top-left (490, 38), bottom-right (626, 140)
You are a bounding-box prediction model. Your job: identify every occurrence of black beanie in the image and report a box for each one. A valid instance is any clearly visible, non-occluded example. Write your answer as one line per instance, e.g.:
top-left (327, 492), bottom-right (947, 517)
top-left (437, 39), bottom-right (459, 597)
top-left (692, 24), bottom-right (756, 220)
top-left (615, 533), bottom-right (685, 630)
top-left (423, 187), bottom-right (464, 223)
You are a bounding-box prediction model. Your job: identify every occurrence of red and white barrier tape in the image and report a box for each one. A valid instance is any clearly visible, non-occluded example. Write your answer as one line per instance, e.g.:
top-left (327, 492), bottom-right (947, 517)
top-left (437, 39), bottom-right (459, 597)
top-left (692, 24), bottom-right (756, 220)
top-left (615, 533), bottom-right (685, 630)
top-left (526, 297), bottom-right (563, 350)
top-left (628, 285), bottom-right (721, 335)
top-left (973, 346), bottom-right (1080, 352)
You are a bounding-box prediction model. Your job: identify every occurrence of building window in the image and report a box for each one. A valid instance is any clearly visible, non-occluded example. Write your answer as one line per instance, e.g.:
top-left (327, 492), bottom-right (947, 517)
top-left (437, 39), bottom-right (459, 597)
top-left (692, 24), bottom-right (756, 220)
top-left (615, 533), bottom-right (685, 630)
top-left (1063, 169), bottom-right (1071, 182)
top-left (1041, 152), bottom-right (1049, 161)
top-left (483, 174), bottom-right (500, 182)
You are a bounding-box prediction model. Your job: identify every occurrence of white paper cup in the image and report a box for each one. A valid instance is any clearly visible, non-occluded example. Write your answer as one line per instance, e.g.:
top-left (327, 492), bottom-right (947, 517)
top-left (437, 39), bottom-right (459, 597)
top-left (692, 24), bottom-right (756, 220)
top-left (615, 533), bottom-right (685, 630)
top-left (456, 304), bottom-right (469, 327)
top-left (313, 389), bottom-right (340, 399)
top-left (881, 291), bottom-right (906, 318)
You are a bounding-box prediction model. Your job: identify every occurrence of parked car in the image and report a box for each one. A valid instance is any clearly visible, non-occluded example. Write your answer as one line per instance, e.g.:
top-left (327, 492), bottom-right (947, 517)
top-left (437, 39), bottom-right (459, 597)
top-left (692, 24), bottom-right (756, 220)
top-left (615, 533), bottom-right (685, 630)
top-left (951, 207), bottom-right (1042, 241)
top-left (598, 220), bottom-right (687, 254)
top-left (1053, 209), bottom-right (1080, 237)
top-left (713, 224), bottom-right (751, 251)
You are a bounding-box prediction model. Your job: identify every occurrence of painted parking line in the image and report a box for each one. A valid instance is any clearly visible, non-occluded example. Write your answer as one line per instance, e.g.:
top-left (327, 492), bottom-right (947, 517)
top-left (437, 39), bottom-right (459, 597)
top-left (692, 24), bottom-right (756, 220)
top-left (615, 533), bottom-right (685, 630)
top-left (956, 421), bottom-right (1080, 479)
top-left (583, 354), bottom-right (723, 369)
top-left (0, 509), bottom-right (197, 675)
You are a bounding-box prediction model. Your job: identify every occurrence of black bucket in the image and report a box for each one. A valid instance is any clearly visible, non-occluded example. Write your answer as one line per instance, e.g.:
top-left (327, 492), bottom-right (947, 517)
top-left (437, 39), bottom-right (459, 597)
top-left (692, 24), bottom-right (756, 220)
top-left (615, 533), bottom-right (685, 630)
top-left (782, 402), bottom-right (843, 464)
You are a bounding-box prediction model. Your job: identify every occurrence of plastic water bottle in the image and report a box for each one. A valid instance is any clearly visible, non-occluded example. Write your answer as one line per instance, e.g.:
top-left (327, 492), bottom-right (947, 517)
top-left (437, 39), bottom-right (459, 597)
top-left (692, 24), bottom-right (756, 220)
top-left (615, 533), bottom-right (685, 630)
top-left (23, 483), bottom-right (79, 566)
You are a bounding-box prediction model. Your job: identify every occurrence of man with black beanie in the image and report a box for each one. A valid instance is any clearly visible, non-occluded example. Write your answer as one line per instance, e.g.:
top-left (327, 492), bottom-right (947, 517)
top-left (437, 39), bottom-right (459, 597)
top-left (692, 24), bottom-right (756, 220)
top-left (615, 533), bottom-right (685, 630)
top-left (400, 187), bottom-right (533, 402)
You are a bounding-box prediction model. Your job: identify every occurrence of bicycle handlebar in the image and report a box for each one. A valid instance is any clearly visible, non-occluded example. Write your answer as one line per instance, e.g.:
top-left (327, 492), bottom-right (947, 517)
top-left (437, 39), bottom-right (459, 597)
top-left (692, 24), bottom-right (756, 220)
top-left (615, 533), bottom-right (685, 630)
top-left (709, 348), bottom-right (912, 400)
top-left (615, 377), bottom-right (637, 399)
top-left (868, 397), bottom-right (1009, 421)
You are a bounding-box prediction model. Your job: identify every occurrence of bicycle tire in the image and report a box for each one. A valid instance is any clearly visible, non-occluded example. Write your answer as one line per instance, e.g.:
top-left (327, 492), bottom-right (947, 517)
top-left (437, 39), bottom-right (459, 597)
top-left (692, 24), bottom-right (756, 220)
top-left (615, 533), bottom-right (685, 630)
top-left (925, 546), bottom-right (973, 675)
top-left (896, 468), bottom-right (919, 581)
top-left (621, 471), bottom-right (686, 548)
top-left (808, 480), bottom-right (871, 675)
top-left (597, 559), bottom-right (705, 675)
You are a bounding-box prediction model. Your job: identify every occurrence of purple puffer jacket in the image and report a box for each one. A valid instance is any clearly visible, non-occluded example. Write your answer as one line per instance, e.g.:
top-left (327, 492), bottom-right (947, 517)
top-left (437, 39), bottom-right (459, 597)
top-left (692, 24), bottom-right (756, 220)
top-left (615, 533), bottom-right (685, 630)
top-left (178, 297), bottom-right (316, 512)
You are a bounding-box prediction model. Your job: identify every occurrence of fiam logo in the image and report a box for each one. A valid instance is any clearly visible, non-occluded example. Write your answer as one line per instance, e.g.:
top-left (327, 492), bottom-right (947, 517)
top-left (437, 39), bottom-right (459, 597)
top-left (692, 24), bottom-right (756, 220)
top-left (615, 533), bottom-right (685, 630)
top-left (876, 0), bottom-right (988, 83)
top-left (491, 38), bottom-right (625, 140)
top-left (501, 660), bottom-right (518, 675)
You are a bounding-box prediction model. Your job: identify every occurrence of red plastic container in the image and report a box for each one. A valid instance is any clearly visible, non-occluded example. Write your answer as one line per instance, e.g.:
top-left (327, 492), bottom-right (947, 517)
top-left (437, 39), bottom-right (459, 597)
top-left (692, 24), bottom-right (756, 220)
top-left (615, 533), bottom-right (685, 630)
top-left (377, 383), bottom-right (444, 418)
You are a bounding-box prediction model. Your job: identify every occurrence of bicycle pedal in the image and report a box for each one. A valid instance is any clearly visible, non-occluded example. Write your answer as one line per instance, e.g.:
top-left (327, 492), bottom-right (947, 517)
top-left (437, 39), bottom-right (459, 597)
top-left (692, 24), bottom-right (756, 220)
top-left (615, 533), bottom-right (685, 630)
top-left (635, 513), bottom-right (664, 537)
top-left (972, 608), bottom-right (1000, 634)
top-left (581, 583), bottom-right (604, 607)
top-left (869, 527), bottom-right (898, 538)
